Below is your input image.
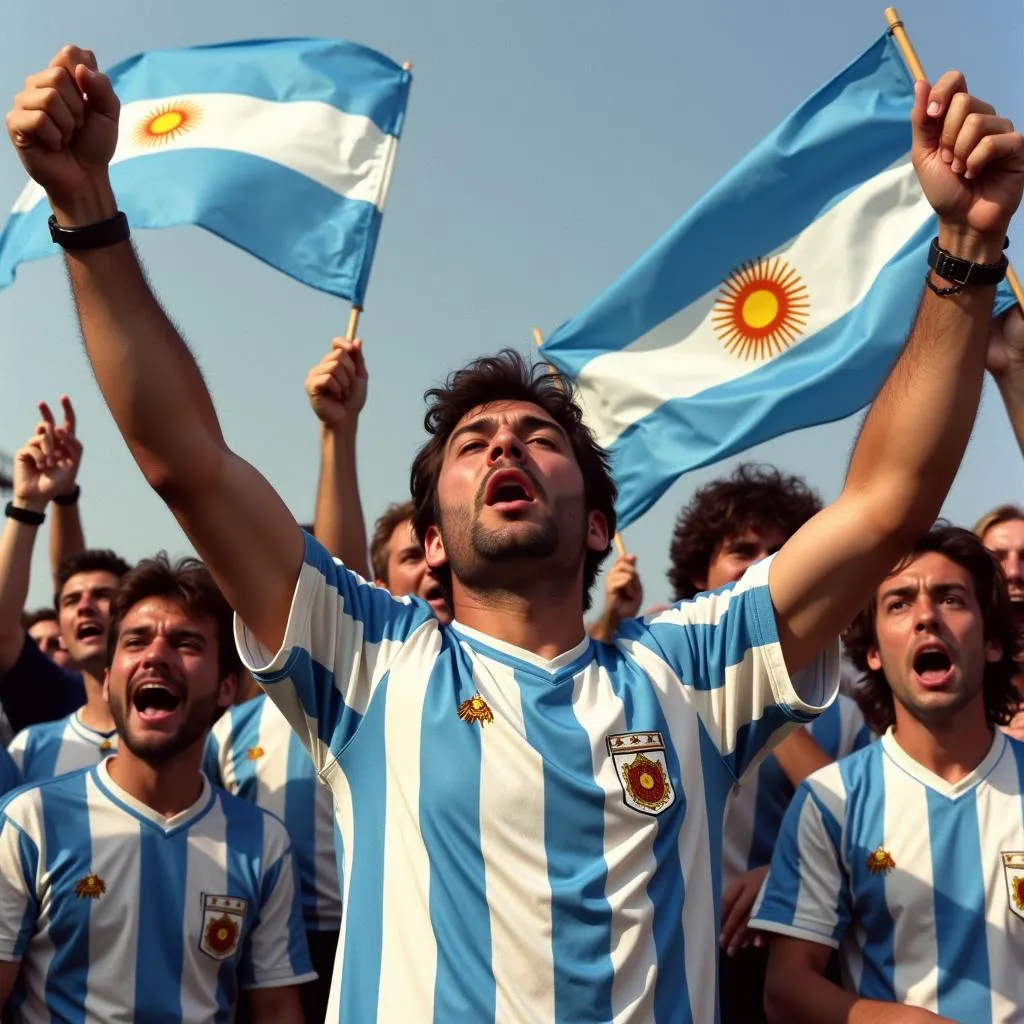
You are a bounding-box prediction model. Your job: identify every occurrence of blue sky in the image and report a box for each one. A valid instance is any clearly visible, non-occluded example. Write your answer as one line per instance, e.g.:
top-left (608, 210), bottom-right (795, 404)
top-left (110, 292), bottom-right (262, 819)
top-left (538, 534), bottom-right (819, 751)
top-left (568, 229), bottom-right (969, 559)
top-left (1, 0), bottom-right (1022, 609)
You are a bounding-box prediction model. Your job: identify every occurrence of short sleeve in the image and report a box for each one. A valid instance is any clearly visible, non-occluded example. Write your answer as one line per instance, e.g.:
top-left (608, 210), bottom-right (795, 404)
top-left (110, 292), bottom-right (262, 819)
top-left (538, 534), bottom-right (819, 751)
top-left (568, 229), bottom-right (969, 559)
top-left (6, 732), bottom-right (27, 776)
top-left (0, 808), bottom-right (39, 960)
top-left (0, 636), bottom-right (84, 734)
top-left (750, 775), bottom-right (851, 948)
top-left (238, 819), bottom-right (316, 989)
top-left (233, 532), bottom-right (438, 772)
top-left (619, 555), bottom-right (839, 780)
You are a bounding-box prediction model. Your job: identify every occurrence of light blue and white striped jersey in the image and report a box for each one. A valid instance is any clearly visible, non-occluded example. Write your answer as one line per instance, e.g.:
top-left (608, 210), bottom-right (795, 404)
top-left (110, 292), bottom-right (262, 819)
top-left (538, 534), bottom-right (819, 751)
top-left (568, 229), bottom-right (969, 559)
top-left (205, 693), bottom-right (342, 931)
top-left (0, 746), bottom-right (21, 797)
top-left (235, 533), bottom-right (839, 1024)
top-left (8, 710), bottom-right (118, 783)
top-left (722, 693), bottom-right (873, 888)
top-left (0, 758), bottom-right (315, 1023)
top-left (751, 729), bottom-right (1024, 1022)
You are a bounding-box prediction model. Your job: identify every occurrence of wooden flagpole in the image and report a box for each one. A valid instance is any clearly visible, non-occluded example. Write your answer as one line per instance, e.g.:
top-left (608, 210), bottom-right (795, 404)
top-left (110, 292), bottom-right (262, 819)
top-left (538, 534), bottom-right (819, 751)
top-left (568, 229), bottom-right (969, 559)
top-left (884, 7), bottom-right (1024, 306)
top-left (346, 60), bottom-right (414, 342)
top-left (531, 327), bottom-right (628, 558)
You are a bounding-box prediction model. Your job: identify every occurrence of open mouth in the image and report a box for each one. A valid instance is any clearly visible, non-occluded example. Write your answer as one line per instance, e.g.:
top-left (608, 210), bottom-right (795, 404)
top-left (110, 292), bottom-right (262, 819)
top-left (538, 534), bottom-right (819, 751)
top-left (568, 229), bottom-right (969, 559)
top-left (132, 682), bottom-right (183, 722)
top-left (912, 646), bottom-right (954, 686)
top-left (484, 469), bottom-right (536, 507)
top-left (76, 621), bottom-right (104, 642)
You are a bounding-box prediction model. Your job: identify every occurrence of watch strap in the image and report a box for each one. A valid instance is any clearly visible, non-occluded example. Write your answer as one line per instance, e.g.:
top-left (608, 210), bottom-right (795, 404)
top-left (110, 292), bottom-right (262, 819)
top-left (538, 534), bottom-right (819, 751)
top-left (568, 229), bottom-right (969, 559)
top-left (927, 236), bottom-right (1009, 287)
top-left (4, 503), bottom-right (45, 526)
top-left (48, 212), bottom-right (130, 252)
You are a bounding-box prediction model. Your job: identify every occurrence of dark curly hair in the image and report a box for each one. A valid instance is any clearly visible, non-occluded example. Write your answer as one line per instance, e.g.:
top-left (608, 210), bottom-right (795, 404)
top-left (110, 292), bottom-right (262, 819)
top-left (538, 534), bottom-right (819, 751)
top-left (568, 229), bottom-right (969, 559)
top-left (410, 349), bottom-right (616, 612)
top-left (53, 549), bottom-right (132, 609)
top-left (667, 463), bottom-right (822, 600)
top-left (843, 524), bottom-right (1020, 735)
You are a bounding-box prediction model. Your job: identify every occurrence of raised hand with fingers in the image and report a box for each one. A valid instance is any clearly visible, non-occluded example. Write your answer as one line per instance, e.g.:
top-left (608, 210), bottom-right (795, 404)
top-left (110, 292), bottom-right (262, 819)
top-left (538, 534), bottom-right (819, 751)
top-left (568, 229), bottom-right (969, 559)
top-left (13, 397), bottom-right (83, 513)
top-left (719, 865), bottom-right (769, 958)
top-left (305, 337), bottom-right (369, 431)
top-left (6, 44), bottom-right (120, 220)
top-left (911, 72), bottom-right (1024, 258)
top-left (605, 554), bottom-right (643, 621)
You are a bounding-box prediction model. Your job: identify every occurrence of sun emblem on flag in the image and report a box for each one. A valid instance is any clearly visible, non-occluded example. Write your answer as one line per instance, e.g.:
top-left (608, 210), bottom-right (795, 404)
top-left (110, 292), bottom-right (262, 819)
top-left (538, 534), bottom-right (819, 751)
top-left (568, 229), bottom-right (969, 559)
top-left (712, 256), bottom-right (810, 361)
top-left (133, 100), bottom-right (202, 148)
top-left (75, 872), bottom-right (106, 899)
top-left (457, 692), bottom-right (494, 726)
top-left (246, 746), bottom-right (265, 761)
top-left (866, 846), bottom-right (896, 875)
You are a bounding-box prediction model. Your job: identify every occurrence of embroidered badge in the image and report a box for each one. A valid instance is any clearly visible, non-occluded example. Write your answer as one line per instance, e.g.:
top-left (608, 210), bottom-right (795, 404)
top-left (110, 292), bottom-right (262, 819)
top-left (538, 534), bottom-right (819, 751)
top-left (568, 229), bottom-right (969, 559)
top-left (75, 872), bottom-right (106, 899)
top-left (199, 894), bottom-right (247, 960)
top-left (1002, 852), bottom-right (1024, 919)
top-left (246, 746), bottom-right (265, 761)
top-left (457, 692), bottom-right (494, 727)
top-left (98, 740), bottom-right (113, 752)
top-left (866, 847), bottom-right (896, 875)
top-left (607, 732), bottom-right (676, 816)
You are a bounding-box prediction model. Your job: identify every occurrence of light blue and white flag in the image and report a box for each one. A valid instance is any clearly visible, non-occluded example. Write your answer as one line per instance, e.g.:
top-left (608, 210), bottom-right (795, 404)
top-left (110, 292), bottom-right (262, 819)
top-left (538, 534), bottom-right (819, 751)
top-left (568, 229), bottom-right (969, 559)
top-left (0, 38), bottom-right (411, 304)
top-left (540, 34), bottom-right (1016, 529)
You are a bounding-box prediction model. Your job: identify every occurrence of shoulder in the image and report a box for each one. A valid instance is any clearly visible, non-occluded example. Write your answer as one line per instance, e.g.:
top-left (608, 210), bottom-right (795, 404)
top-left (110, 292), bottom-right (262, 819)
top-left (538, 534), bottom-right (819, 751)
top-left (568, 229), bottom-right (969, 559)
top-left (0, 766), bottom-right (89, 825)
top-left (214, 786), bottom-right (289, 845)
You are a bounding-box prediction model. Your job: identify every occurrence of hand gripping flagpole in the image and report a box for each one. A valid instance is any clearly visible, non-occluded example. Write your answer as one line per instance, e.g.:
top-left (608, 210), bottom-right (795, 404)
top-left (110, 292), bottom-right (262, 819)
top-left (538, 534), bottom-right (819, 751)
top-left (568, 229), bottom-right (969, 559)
top-left (345, 59), bottom-right (414, 341)
top-left (884, 7), bottom-right (1024, 306)
top-left (532, 328), bottom-right (629, 558)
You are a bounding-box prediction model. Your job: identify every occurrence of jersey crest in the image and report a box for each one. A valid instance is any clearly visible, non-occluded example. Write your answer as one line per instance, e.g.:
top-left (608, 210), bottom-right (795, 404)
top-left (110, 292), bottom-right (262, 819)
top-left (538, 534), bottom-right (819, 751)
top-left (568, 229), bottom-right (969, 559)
top-left (457, 692), bottom-right (494, 727)
top-left (607, 732), bottom-right (676, 816)
top-left (866, 846), bottom-right (896, 875)
top-left (199, 894), bottom-right (247, 960)
top-left (1002, 852), bottom-right (1024, 920)
top-left (75, 872), bottom-right (106, 899)
top-left (246, 746), bottom-right (265, 761)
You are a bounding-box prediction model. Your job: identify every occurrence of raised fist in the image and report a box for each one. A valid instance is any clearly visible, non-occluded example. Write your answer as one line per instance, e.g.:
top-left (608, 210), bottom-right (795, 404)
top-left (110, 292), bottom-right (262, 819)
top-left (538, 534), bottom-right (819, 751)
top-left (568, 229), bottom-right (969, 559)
top-left (305, 337), bottom-right (369, 431)
top-left (6, 45), bottom-right (119, 216)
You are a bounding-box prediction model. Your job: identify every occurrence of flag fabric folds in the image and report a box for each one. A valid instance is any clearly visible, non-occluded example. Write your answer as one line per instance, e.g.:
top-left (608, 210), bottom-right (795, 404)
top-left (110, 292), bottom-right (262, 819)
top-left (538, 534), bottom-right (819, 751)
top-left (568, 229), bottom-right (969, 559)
top-left (539, 33), bottom-right (1016, 530)
top-left (0, 38), bottom-right (411, 304)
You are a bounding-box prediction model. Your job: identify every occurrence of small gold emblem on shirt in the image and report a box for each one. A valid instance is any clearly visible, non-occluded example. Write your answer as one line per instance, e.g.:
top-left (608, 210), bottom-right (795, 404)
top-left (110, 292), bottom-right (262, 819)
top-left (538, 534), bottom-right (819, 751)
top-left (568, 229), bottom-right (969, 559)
top-left (866, 846), bottom-right (896, 874)
top-left (246, 746), bottom-right (265, 761)
top-left (75, 872), bottom-right (106, 899)
top-left (457, 693), bottom-right (494, 726)
top-left (98, 739), bottom-right (113, 752)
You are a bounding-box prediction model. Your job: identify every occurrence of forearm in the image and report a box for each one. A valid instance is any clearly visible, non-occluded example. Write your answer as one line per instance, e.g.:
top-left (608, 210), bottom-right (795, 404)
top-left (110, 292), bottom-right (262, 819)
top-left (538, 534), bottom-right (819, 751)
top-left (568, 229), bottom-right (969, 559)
top-left (54, 184), bottom-right (226, 494)
top-left (49, 500), bottom-right (84, 586)
top-left (314, 424), bottom-right (370, 577)
top-left (770, 729), bottom-right (831, 788)
top-left (995, 369), bottom-right (1024, 459)
top-left (247, 986), bottom-right (304, 1024)
top-left (765, 966), bottom-right (943, 1024)
top-left (845, 227), bottom-right (1003, 539)
top-left (0, 514), bottom-right (42, 664)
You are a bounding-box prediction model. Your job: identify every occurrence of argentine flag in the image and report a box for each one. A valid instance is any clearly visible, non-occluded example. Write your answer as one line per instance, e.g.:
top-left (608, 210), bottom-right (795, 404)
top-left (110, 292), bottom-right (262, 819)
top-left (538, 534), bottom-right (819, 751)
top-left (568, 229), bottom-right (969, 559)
top-left (0, 38), bottom-right (411, 304)
top-left (540, 33), bottom-right (1016, 530)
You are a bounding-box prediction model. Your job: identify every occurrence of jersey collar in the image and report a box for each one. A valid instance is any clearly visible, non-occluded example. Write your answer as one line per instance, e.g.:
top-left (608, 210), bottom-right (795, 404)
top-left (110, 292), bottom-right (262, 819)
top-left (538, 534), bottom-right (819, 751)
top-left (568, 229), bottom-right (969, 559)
top-left (449, 620), bottom-right (592, 677)
top-left (93, 757), bottom-right (216, 834)
top-left (881, 726), bottom-right (1007, 800)
top-left (70, 710), bottom-right (118, 745)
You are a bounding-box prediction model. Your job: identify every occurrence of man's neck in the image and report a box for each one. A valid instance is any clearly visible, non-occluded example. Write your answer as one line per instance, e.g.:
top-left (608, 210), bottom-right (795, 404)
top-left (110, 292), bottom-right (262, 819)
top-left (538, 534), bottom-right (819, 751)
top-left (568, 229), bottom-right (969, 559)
top-left (892, 702), bottom-right (994, 784)
top-left (451, 583), bottom-right (587, 661)
top-left (77, 671), bottom-right (115, 732)
top-left (105, 744), bottom-right (206, 819)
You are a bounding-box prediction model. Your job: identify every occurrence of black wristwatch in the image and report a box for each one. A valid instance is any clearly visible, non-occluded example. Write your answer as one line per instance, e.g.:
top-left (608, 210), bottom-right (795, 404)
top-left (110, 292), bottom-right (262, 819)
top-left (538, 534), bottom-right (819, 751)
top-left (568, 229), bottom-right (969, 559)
top-left (48, 212), bottom-right (130, 252)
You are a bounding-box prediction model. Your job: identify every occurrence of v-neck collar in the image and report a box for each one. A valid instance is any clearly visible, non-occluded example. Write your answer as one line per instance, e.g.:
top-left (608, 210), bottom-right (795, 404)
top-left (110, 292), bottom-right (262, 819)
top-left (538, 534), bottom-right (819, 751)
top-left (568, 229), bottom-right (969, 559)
top-left (450, 620), bottom-right (592, 676)
top-left (69, 710), bottom-right (117, 745)
top-left (881, 727), bottom-right (1007, 800)
top-left (93, 758), bottom-right (215, 835)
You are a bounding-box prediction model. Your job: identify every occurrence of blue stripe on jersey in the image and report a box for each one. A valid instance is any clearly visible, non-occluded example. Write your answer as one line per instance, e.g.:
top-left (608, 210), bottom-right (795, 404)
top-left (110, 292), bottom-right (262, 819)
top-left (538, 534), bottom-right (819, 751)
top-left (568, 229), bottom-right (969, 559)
top-left (419, 641), bottom-right (494, 1022)
top-left (135, 824), bottom-right (188, 1020)
top-left (203, 729), bottom-right (223, 783)
top-left (0, 748), bottom-right (21, 797)
top-left (284, 727), bottom-right (319, 924)
top-left (838, 745), bottom-right (895, 1000)
top-left (634, 580), bottom-right (778, 691)
top-left (4, 817), bottom-right (37, 954)
top-left (698, 726), bottom-right (732, 934)
top-left (518, 663), bottom-right (615, 1023)
top-left (599, 645), bottom-right (693, 1024)
top-left (926, 789), bottom-right (991, 1023)
top-left (748, 756), bottom-right (791, 871)
top-left (729, 704), bottom-right (806, 781)
top-left (336, 674), bottom-right (390, 1023)
top-left (41, 769), bottom-right (91, 1024)
top-left (1013, 740), bottom-right (1024, 819)
top-left (808, 702), bottom-right (841, 755)
top-left (23, 721), bottom-right (64, 780)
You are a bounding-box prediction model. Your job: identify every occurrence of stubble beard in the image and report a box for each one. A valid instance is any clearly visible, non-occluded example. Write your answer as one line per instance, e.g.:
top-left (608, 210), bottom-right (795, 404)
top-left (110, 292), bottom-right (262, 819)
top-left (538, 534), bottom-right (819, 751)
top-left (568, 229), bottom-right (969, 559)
top-left (109, 690), bottom-right (218, 764)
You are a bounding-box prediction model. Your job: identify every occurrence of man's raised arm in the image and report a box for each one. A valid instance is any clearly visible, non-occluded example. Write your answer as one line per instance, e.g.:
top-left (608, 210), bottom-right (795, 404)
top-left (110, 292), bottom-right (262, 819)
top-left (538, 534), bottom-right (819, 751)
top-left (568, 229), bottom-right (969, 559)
top-left (6, 46), bottom-right (303, 651)
top-left (771, 73), bottom-right (1024, 673)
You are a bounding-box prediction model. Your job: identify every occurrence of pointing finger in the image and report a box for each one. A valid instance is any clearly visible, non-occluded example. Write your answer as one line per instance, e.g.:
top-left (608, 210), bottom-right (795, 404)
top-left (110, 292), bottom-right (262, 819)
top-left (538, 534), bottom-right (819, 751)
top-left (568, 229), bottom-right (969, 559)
top-left (61, 395), bottom-right (76, 435)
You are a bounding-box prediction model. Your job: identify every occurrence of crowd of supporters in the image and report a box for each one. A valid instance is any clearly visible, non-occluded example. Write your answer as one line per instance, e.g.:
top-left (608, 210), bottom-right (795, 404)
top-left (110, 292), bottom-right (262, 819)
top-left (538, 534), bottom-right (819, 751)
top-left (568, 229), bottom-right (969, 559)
top-left (0, 39), bottom-right (1023, 1024)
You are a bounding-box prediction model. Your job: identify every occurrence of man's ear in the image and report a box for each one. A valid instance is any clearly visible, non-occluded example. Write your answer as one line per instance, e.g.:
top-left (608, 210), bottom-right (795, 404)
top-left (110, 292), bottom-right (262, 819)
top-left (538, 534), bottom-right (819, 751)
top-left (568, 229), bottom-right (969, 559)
top-left (425, 524), bottom-right (448, 571)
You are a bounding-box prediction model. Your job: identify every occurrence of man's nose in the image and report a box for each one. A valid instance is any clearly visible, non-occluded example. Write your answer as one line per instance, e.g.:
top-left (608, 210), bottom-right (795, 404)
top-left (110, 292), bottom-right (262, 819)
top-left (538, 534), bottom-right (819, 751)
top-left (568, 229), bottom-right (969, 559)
top-left (488, 427), bottom-right (525, 465)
